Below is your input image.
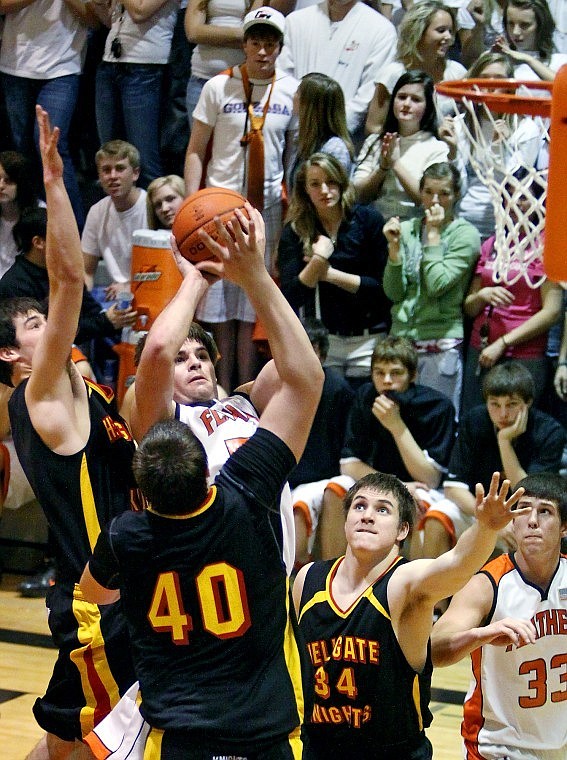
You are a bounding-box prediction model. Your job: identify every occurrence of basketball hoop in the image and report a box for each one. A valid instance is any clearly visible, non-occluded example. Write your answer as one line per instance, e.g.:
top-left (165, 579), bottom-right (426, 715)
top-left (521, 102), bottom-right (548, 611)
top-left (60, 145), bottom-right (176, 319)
top-left (436, 78), bottom-right (551, 289)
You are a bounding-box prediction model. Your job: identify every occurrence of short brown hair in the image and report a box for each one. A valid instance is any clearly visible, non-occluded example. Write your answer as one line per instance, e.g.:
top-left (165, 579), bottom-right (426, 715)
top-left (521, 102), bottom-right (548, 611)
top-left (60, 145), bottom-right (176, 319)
top-left (371, 336), bottom-right (418, 376)
top-left (95, 140), bottom-right (140, 171)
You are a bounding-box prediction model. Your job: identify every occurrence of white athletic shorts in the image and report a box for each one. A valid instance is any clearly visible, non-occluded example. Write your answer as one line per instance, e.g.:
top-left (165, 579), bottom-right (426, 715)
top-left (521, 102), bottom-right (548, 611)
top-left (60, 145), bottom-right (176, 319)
top-left (292, 475), bottom-right (355, 554)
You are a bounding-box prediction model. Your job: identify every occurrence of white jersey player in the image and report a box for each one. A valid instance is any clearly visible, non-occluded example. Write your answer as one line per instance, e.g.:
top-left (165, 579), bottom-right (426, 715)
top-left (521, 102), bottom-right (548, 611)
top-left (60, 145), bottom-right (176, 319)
top-left (432, 472), bottom-right (567, 760)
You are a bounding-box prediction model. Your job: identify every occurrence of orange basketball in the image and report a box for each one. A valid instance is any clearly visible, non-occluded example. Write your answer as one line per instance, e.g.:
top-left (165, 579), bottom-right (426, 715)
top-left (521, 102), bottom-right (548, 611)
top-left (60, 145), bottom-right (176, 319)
top-left (172, 187), bottom-right (249, 264)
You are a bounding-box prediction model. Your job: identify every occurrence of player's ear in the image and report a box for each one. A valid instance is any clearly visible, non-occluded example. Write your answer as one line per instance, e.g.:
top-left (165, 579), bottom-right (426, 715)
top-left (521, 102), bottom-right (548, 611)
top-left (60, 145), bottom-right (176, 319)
top-left (0, 347), bottom-right (19, 363)
top-left (397, 521), bottom-right (410, 543)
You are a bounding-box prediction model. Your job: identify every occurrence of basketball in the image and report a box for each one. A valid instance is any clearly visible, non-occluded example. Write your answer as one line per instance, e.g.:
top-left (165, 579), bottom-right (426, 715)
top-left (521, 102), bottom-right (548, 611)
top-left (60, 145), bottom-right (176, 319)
top-left (172, 187), bottom-right (249, 264)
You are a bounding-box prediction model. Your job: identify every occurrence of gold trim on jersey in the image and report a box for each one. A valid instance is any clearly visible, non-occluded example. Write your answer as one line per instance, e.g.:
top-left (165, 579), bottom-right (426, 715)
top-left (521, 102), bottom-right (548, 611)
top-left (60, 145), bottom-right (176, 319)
top-left (144, 726), bottom-right (165, 758)
top-left (283, 576), bottom-right (305, 753)
top-left (412, 673), bottom-right (424, 731)
top-left (70, 588), bottom-right (121, 737)
top-left (80, 452), bottom-right (102, 552)
top-left (299, 556), bottom-right (404, 620)
top-left (146, 486), bottom-right (217, 519)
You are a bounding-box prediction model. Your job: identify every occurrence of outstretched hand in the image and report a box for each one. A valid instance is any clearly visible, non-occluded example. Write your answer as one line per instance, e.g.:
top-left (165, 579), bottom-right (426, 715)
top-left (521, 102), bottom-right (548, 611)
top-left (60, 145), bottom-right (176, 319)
top-left (474, 472), bottom-right (529, 531)
top-left (36, 105), bottom-right (63, 184)
top-left (196, 203), bottom-right (267, 287)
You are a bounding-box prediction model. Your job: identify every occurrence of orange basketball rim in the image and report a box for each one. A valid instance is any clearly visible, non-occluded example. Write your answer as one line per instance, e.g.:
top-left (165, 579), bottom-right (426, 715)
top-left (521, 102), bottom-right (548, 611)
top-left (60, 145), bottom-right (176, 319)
top-left (437, 68), bottom-right (567, 283)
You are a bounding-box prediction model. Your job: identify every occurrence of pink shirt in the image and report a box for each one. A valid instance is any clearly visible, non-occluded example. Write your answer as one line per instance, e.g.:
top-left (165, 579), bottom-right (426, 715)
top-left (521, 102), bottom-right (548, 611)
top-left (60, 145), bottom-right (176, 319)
top-left (470, 236), bottom-right (546, 359)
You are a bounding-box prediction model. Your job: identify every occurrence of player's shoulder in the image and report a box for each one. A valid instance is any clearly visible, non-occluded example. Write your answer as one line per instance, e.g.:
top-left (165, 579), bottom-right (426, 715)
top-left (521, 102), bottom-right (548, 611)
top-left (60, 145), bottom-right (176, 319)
top-left (479, 553), bottom-right (515, 585)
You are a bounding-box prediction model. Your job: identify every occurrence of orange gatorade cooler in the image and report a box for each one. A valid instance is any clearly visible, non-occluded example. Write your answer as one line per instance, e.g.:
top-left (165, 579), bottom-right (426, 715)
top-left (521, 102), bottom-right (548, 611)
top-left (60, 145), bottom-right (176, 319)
top-left (130, 228), bottom-right (182, 330)
top-left (114, 341), bottom-right (136, 408)
top-left (114, 230), bottom-right (183, 406)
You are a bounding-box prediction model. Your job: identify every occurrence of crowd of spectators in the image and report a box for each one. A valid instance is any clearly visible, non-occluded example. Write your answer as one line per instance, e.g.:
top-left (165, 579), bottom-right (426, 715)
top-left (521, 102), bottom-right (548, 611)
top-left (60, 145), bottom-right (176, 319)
top-left (1, 0), bottom-right (566, 579)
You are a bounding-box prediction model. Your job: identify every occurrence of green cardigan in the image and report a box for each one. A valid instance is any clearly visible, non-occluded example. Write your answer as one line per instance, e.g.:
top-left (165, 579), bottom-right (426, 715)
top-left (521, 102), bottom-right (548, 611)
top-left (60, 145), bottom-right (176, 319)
top-left (383, 216), bottom-right (480, 340)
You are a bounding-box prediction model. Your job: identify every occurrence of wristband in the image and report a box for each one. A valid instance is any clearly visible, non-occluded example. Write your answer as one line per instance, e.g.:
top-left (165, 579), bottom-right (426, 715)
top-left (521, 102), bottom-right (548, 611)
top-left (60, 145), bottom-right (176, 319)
top-left (558, 360), bottom-right (567, 366)
top-left (500, 335), bottom-right (509, 348)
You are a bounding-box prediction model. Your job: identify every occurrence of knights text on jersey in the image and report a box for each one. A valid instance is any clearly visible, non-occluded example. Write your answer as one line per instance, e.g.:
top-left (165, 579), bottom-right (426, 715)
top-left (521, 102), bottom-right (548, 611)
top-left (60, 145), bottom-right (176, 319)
top-left (8, 378), bottom-right (140, 582)
top-left (298, 556), bottom-right (433, 758)
top-left (463, 554), bottom-right (567, 758)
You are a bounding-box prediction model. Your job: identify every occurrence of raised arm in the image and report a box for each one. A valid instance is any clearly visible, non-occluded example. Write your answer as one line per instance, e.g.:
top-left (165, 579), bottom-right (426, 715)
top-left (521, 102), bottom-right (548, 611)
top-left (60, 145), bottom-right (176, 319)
top-left (25, 108), bottom-right (86, 453)
top-left (431, 571), bottom-right (537, 666)
top-left (130, 242), bottom-right (209, 442)
top-left (389, 473), bottom-right (529, 670)
top-left (200, 206), bottom-right (324, 461)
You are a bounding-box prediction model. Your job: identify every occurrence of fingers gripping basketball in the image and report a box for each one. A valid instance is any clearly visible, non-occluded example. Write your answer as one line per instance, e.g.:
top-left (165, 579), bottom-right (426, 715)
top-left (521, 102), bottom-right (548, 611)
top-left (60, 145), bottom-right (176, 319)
top-left (172, 188), bottom-right (250, 264)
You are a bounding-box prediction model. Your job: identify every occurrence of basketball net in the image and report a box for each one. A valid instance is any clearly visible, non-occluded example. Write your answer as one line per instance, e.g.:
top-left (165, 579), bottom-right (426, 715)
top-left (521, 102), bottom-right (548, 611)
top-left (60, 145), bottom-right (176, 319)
top-left (444, 85), bottom-right (549, 289)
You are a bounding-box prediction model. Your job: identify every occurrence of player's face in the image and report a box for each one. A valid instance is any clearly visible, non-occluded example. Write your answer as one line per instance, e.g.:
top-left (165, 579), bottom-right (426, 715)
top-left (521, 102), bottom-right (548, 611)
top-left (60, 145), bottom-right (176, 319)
top-left (0, 164), bottom-right (17, 205)
top-left (419, 11), bottom-right (454, 59)
top-left (512, 495), bottom-right (566, 557)
top-left (420, 176), bottom-right (457, 216)
top-left (393, 84), bottom-right (427, 135)
top-left (372, 361), bottom-right (414, 394)
top-left (243, 33), bottom-right (281, 78)
top-left (151, 184), bottom-right (184, 229)
top-left (506, 6), bottom-right (537, 51)
top-left (305, 166), bottom-right (341, 215)
top-left (172, 338), bottom-right (218, 404)
top-left (486, 393), bottom-right (528, 430)
top-left (345, 487), bottom-right (408, 555)
top-left (12, 310), bottom-right (47, 364)
top-left (97, 156), bottom-right (140, 201)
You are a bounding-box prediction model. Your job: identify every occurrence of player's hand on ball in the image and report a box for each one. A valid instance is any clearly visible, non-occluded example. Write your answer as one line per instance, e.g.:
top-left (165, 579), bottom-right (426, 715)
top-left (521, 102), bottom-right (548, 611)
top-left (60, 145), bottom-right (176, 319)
top-left (197, 203), bottom-right (267, 286)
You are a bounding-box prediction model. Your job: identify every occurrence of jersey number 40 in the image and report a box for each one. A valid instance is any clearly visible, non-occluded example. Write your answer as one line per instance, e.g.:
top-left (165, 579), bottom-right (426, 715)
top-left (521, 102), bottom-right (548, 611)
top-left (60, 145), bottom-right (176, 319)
top-left (147, 563), bottom-right (251, 645)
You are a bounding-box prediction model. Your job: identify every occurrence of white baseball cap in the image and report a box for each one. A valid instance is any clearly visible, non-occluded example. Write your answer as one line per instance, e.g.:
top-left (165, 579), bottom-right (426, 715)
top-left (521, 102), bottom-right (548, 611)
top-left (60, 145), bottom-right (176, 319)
top-left (243, 6), bottom-right (285, 37)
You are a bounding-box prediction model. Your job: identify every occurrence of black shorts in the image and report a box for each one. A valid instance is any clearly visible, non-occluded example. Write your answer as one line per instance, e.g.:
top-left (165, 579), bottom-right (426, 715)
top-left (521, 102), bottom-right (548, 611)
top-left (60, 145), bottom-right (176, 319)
top-left (144, 727), bottom-right (303, 760)
top-left (33, 583), bottom-right (136, 741)
top-left (303, 730), bottom-right (433, 760)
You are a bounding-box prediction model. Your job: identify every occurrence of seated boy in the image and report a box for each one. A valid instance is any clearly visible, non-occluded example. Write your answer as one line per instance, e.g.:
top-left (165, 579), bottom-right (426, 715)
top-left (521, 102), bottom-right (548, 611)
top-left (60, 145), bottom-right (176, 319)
top-left (422, 361), bottom-right (566, 559)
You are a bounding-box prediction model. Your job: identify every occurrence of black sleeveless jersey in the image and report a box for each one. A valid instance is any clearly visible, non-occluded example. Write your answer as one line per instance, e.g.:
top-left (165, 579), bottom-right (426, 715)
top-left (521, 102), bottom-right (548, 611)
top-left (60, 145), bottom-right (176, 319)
top-left (298, 556), bottom-right (433, 759)
top-left (89, 428), bottom-right (308, 750)
top-left (9, 378), bottom-right (140, 583)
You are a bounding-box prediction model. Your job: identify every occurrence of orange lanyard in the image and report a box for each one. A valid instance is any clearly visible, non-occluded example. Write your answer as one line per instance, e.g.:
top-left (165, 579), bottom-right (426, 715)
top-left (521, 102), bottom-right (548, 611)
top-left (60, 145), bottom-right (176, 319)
top-left (239, 64), bottom-right (276, 138)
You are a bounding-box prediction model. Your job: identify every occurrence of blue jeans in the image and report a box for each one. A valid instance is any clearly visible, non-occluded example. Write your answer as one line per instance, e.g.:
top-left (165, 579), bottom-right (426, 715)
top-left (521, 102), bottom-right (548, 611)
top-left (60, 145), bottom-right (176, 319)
top-left (1, 72), bottom-right (85, 229)
top-left (185, 75), bottom-right (208, 131)
top-left (95, 62), bottom-right (164, 188)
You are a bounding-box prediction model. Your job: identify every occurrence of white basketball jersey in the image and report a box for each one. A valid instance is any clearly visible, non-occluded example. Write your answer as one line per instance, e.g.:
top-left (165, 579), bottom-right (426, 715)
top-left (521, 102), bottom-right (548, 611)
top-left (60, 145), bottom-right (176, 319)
top-left (462, 554), bottom-right (567, 757)
top-left (175, 394), bottom-right (295, 574)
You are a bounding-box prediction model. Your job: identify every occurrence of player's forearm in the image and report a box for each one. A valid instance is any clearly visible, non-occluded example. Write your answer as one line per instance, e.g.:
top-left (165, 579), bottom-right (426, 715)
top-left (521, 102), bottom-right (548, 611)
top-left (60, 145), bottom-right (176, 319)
top-left (431, 625), bottom-right (487, 666)
top-left (46, 180), bottom-right (84, 289)
top-left (433, 521), bottom-right (498, 601)
top-left (145, 271), bottom-right (208, 361)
